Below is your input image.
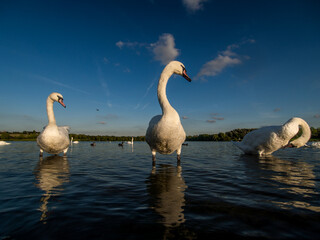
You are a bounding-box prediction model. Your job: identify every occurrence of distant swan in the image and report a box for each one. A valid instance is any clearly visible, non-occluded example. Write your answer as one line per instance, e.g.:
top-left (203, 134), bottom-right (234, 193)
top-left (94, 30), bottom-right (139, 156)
top-left (37, 92), bottom-right (70, 156)
top-left (233, 117), bottom-right (311, 156)
top-left (146, 61), bottom-right (191, 162)
top-left (70, 137), bottom-right (79, 145)
top-left (127, 137), bottom-right (133, 145)
top-left (0, 141), bottom-right (11, 145)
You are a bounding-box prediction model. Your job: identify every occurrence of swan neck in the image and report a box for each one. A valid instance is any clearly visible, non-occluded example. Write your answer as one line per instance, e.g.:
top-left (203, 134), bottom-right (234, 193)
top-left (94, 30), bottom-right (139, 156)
top-left (284, 118), bottom-right (311, 147)
top-left (158, 69), bottom-right (175, 116)
top-left (46, 97), bottom-right (56, 125)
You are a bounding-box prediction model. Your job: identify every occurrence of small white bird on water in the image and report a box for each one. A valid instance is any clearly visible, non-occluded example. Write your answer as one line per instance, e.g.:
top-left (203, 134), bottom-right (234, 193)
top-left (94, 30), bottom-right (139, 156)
top-left (0, 141), bottom-right (11, 145)
top-left (146, 61), bottom-right (191, 163)
top-left (233, 117), bottom-right (311, 156)
top-left (37, 92), bottom-right (70, 157)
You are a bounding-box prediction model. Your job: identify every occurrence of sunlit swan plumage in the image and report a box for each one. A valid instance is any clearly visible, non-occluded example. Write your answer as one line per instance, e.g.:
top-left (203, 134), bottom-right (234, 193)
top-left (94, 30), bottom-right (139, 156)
top-left (0, 141), bottom-right (11, 145)
top-left (146, 61), bottom-right (191, 162)
top-left (127, 137), bottom-right (133, 145)
top-left (37, 92), bottom-right (70, 156)
top-left (233, 117), bottom-right (311, 156)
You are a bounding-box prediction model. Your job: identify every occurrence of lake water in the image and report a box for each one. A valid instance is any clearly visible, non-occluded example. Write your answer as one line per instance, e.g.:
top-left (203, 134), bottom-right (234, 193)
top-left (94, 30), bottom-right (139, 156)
top-left (1, 141), bottom-right (320, 239)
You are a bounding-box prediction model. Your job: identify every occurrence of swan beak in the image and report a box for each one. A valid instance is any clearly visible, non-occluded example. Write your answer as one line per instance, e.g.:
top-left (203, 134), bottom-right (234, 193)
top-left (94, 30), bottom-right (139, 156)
top-left (183, 69), bottom-right (192, 82)
top-left (58, 99), bottom-right (66, 108)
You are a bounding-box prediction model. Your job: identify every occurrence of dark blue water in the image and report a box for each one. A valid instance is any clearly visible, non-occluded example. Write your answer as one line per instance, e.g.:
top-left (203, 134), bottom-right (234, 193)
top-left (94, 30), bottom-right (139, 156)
top-left (1, 141), bottom-right (320, 239)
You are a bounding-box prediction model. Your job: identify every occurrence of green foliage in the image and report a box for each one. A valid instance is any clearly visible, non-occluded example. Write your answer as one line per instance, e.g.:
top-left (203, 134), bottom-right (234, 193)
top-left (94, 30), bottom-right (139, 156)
top-left (1, 127), bottom-right (320, 142)
top-left (186, 128), bottom-right (256, 141)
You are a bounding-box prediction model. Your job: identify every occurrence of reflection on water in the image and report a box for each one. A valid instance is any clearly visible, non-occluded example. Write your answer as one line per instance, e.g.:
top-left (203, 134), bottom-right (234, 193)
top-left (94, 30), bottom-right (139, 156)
top-left (33, 155), bottom-right (70, 222)
top-left (2, 142), bottom-right (320, 239)
top-left (146, 164), bottom-right (187, 236)
top-left (243, 154), bottom-right (320, 212)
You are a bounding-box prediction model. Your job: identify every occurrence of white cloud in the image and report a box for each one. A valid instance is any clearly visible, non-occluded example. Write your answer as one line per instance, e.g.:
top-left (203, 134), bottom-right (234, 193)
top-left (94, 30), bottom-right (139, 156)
top-left (196, 39), bottom-right (255, 80)
top-left (182, 0), bottom-right (207, 12)
top-left (116, 33), bottom-right (179, 65)
top-left (196, 54), bottom-right (241, 80)
top-left (150, 33), bottom-right (179, 65)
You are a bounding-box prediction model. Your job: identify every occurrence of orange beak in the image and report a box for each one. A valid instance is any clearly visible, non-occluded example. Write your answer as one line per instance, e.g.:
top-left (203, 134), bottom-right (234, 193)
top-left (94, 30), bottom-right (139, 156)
top-left (58, 98), bottom-right (66, 108)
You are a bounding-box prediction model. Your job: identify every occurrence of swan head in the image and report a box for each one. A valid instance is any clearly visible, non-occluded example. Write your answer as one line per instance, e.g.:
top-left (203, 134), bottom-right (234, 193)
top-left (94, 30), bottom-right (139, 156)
top-left (167, 61), bottom-right (192, 82)
top-left (49, 92), bottom-right (66, 108)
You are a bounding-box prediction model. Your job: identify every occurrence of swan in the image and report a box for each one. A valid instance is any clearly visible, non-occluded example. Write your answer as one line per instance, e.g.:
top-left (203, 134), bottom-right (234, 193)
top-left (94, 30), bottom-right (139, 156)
top-left (127, 137), bottom-right (133, 145)
top-left (0, 141), bottom-right (11, 145)
top-left (70, 137), bottom-right (79, 145)
top-left (146, 61), bottom-right (191, 162)
top-left (233, 117), bottom-right (311, 156)
top-left (37, 92), bottom-right (70, 156)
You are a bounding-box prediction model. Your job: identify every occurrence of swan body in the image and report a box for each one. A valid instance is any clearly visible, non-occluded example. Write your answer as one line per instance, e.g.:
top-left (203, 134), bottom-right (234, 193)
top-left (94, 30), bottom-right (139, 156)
top-left (233, 117), bottom-right (311, 156)
top-left (37, 92), bottom-right (70, 156)
top-left (70, 137), bottom-right (79, 145)
top-left (146, 61), bottom-right (191, 161)
top-left (127, 137), bottom-right (133, 145)
top-left (0, 141), bottom-right (11, 145)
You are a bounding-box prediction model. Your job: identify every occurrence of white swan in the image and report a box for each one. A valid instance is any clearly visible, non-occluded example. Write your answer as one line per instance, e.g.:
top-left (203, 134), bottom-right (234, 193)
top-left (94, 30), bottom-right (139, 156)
top-left (127, 137), bottom-right (133, 145)
top-left (37, 92), bottom-right (70, 156)
top-left (0, 141), bottom-right (11, 145)
top-left (146, 61), bottom-right (191, 162)
top-left (233, 117), bottom-right (311, 156)
top-left (70, 137), bottom-right (79, 145)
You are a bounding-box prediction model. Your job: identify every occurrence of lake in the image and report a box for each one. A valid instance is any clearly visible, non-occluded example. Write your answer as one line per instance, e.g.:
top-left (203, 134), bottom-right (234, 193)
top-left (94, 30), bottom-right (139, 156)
top-left (1, 141), bottom-right (320, 239)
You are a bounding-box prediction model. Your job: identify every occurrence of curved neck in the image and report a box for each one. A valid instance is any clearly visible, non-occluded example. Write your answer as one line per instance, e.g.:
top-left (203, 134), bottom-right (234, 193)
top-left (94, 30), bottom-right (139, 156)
top-left (157, 68), bottom-right (177, 117)
top-left (283, 118), bottom-right (311, 147)
top-left (46, 97), bottom-right (56, 125)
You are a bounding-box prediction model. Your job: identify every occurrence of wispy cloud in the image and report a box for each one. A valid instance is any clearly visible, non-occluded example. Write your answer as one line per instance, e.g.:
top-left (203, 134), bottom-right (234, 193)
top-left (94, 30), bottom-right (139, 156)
top-left (97, 64), bottom-right (112, 108)
top-left (212, 117), bottom-right (224, 120)
top-left (115, 41), bottom-right (143, 49)
top-left (99, 114), bottom-right (118, 120)
top-left (314, 114), bottom-right (320, 119)
top-left (116, 33), bottom-right (179, 65)
top-left (32, 74), bottom-right (90, 95)
top-left (274, 108), bottom-right (281, 112)
top-left (182, 116), bottom-right (189, 119)
top-left (206, 112), bottom-right (225, 123)
top-left (97, 121), bottom-right (107, 125)
top-left (196, 39), bottom-right (255, 81)
top-left (134, 77), bottom-right (157, 110)
top-left (182, 0), bottom-right (208, 12)
top-left (206, 119), bottom-right (216, 123)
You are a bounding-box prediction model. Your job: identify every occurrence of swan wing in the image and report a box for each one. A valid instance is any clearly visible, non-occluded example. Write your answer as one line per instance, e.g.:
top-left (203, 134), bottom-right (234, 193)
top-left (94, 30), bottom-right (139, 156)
top-left (146, 115), bottom-right (162, 144)
top-left (235, 126), bottom-right (284, 155)
top-left (59, 126), bottom-right (70, 135)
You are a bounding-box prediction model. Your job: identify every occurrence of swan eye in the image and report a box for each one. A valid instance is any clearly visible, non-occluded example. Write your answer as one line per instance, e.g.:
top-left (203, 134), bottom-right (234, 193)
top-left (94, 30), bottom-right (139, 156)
top-left (57, 95), bottom-right (63, 101)
top-left (181, 65), bottom-right (186, 72)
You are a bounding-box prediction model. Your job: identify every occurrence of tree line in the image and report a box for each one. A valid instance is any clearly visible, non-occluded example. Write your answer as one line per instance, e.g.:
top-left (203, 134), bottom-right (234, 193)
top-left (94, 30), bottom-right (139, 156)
top-left (2, 127), bottom-right (320, 142)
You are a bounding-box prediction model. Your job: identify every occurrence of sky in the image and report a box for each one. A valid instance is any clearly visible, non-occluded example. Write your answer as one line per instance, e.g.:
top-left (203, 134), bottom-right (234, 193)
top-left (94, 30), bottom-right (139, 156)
top-left (0, 0), bottom-right (320, 136)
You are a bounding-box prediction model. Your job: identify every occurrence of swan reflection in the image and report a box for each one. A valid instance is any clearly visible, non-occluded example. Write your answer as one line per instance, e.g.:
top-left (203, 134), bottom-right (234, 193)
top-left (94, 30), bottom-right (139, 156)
top-left (146, 164), bottom-right (187, 230)
top-left (242, 154), bottom-right (319, 212)
top-left (34, 155), bottom-right (70, 222)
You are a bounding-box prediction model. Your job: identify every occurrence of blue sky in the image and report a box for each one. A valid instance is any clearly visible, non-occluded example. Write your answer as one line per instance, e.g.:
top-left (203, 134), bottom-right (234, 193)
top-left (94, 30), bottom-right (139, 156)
top-left (1, 0), bottom-right (320, 136)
